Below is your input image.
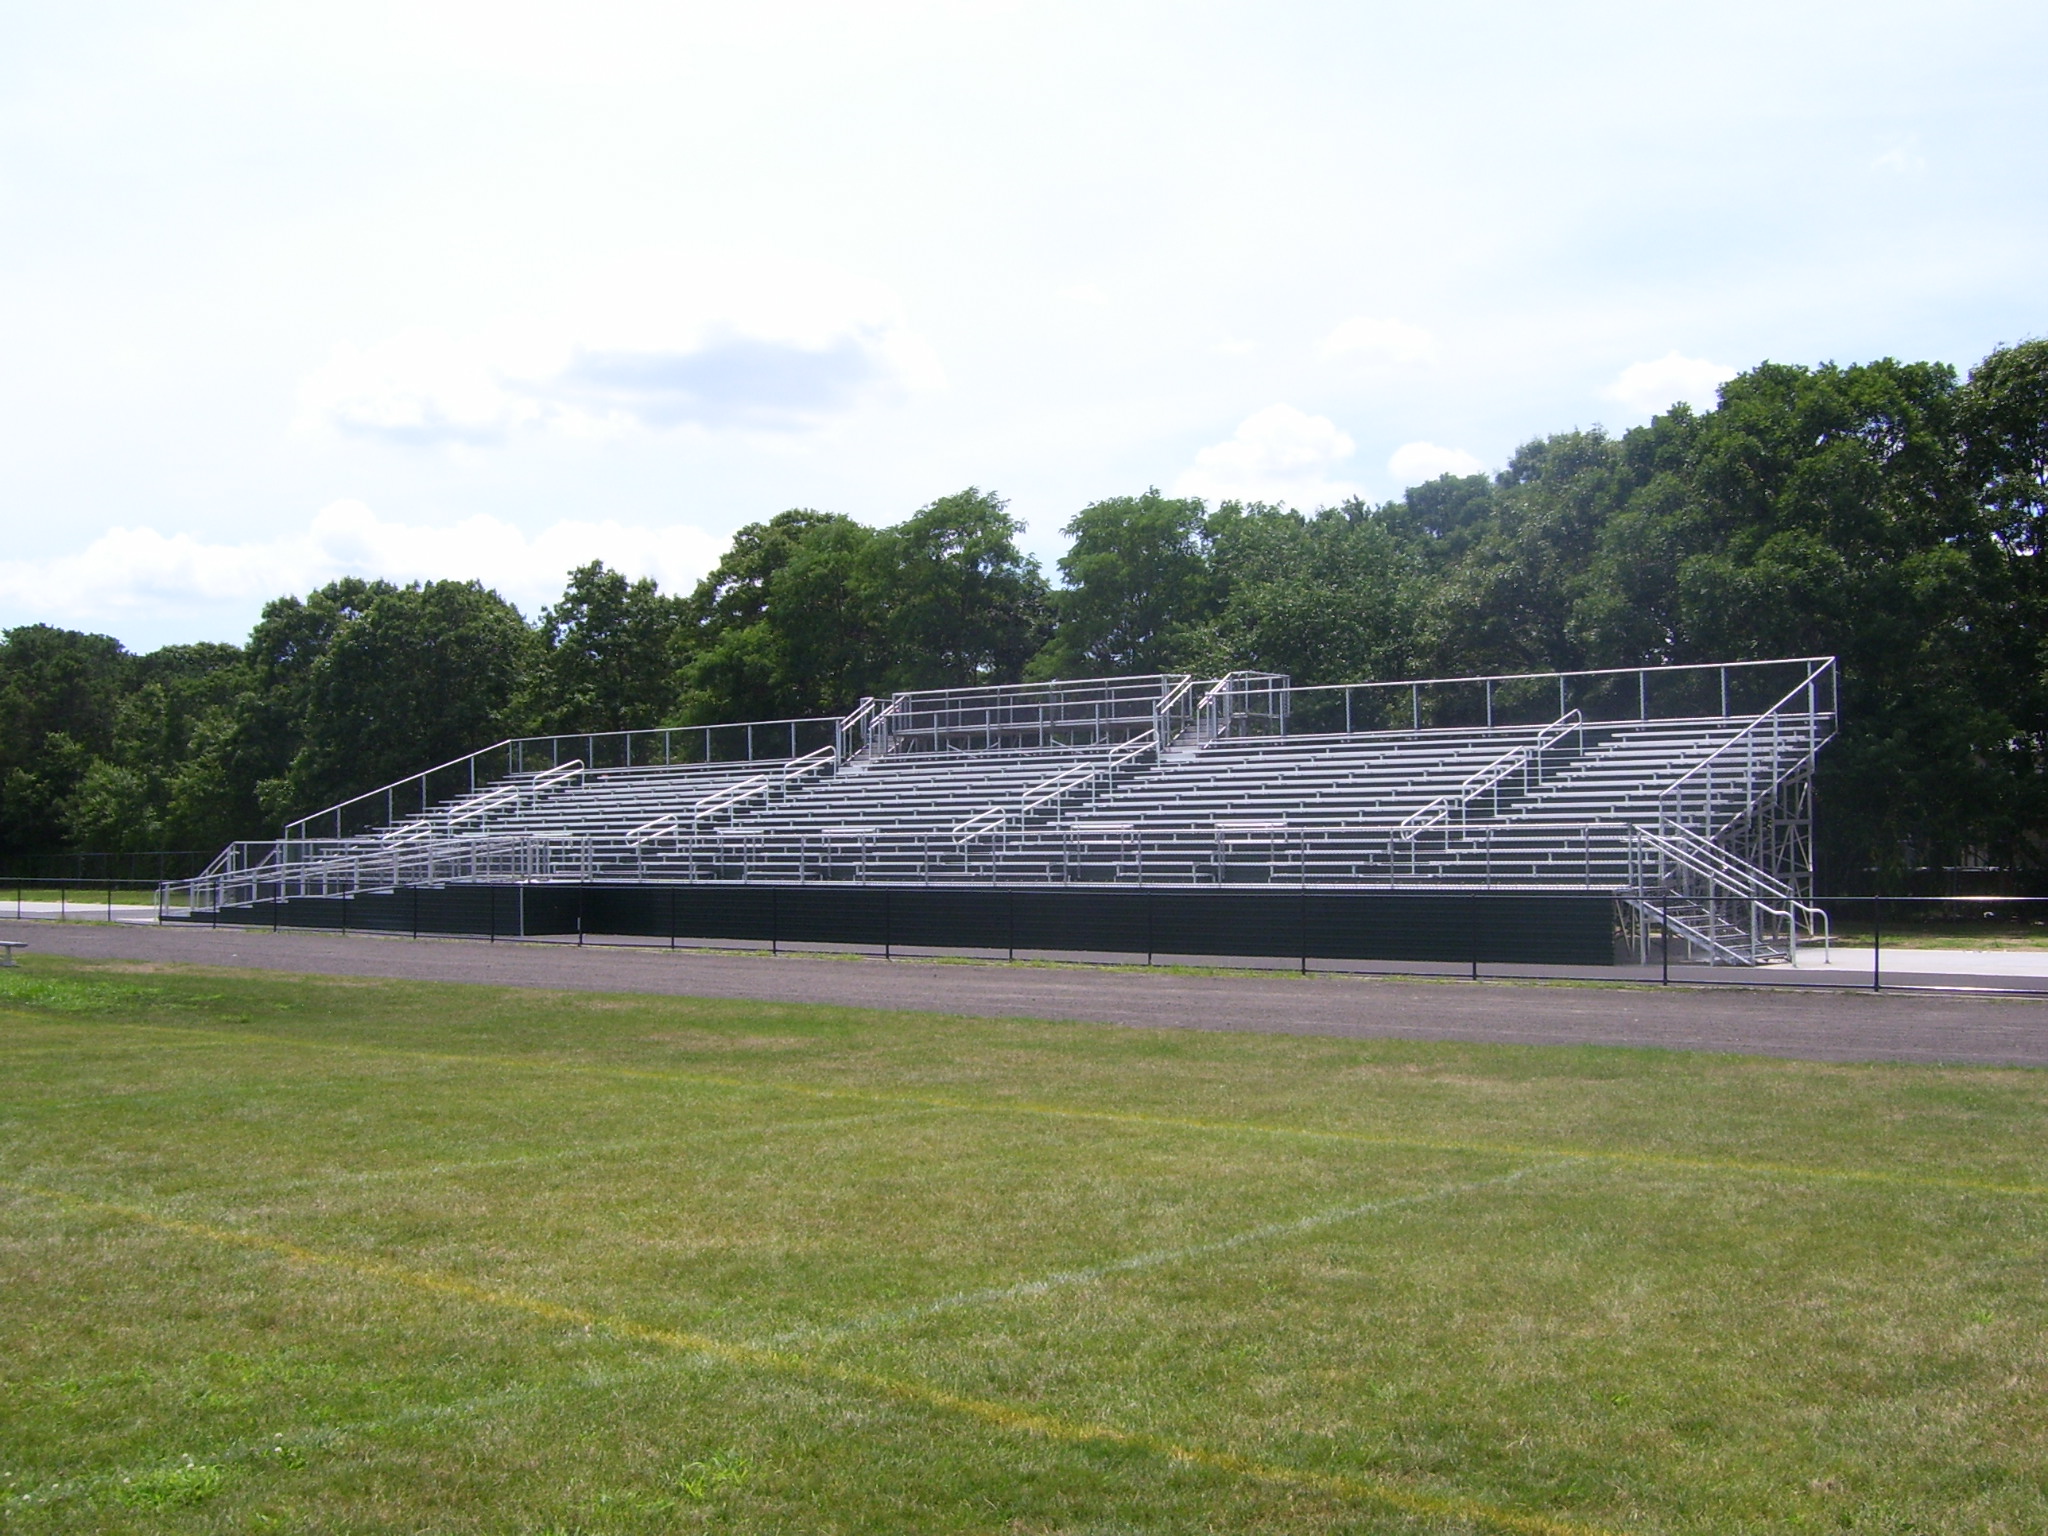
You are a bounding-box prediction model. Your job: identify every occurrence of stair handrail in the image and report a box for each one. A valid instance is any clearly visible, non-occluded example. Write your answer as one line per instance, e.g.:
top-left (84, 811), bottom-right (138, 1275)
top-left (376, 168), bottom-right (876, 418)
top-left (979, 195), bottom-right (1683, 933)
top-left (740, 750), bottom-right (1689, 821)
top-left (1635, 821), bottom-right (1792, 902)
top-left (781, 743), bottom-right (838, 786)
top-left (1151, 674), bottom-right (1200, 746)
top-left (445, 759), bottom-right (583, 829)
top-left (631, 745), bottom-right (836, 851)
top-left (1397, 711), bottom-right (1582, 840)
top-left (952, 732), bottom-right (1159, 845)
top-left (1192, 675), bottom-right (1236, 744)
top-left (1638, 824), bottom-right (1831, 962)
top-left (1627, 823), bottom-right (1830, 964)
top-left (863, 693), bottom-right (914, 758)
top-left (836, 697), bottom-right (880, 761)
top-left (952, 763), bottom-right (1094, 844)
top-left (1655, 659), bottom-right (1836, 838)
top-left (1651, 900), bottom-right (1760, 967)
top-left (691, 772), bottom-right (773, 824)
top-left (627, 812), bottom-right (680, 849)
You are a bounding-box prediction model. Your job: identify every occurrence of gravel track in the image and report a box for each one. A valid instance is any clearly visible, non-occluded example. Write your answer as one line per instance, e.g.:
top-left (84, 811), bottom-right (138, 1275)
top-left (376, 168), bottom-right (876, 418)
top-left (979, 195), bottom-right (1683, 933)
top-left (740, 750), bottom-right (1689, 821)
top-left (8, 919), bottom-right (2048, 1068)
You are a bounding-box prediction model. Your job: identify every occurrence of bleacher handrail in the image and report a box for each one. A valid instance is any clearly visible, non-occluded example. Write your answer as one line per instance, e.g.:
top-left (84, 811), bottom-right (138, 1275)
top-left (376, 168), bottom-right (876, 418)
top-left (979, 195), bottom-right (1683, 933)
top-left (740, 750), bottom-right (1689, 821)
top-left (692, 773), bottom-right (774, 823)
top-left (282, 715), bottom-right (838, 842)
top-left (1285, 655), bottom-right (1838, 735)
top-left (1151, 674), bottom-right (1200, 745)
top-left (1624, 822), bottom-right (1830, 965)
top-left (1397, 712), bottom-right (1583, 839)
top-left (1654, 659), bottom-right (1836, 838)
top-left (836, 697), bottom-right (879, 761)
top-left (445, 759), bottom-right (584, 829)
top-left (952, 731), bottom-right (1159, 844)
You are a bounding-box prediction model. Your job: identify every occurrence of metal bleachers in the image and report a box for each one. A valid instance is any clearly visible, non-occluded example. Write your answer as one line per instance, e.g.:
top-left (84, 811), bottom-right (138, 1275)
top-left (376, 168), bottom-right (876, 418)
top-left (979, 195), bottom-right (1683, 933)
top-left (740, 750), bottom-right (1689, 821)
top-left (164, 658), bottom-right (1837, 964)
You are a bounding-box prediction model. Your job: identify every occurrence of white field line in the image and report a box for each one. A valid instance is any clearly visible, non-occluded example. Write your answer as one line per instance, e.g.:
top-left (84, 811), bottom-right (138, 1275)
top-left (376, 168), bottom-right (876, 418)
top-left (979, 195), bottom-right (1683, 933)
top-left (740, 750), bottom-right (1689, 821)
top-left (3, 1168), bottom-right (1556, 1511)
top-left (774, 1163), bottom-right (1554, 1348)
top-left (1, 1175), bottom-right (1619, 1536)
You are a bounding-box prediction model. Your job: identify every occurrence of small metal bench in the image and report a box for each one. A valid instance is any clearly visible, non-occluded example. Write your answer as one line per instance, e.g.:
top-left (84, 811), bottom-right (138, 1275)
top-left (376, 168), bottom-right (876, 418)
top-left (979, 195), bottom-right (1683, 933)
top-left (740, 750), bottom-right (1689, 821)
top-left (0, 939), bottom-right (25, 966)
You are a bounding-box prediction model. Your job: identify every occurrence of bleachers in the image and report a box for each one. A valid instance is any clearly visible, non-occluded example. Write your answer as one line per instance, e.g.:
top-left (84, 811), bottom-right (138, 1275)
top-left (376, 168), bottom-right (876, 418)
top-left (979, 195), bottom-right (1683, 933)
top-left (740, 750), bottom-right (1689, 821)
top-left (168, 659), bottom-right (1837, 961)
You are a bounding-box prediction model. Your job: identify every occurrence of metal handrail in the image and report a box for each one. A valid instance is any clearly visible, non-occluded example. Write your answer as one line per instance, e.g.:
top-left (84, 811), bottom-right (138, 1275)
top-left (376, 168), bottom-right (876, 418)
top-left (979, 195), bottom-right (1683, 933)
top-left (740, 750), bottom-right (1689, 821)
top-left (692, 773), bottom-right (774, 823)
top-left (952, 764), bottom-right (1095, 843)
top-left (1654, 659), bottom-right (1836, 836)
top-left (445, 759), bottom-right (584, 829)
top-left (1632, 821), bottom-right (1792, 902)
top-left (952, 731), bottom-right (1159, 844)
top-left (1195, 672), bottom-right (1288, 744)
top-left (282, 716), bottom-right (838, 842)
top-left (1626, 823), bottom-right (1829, 964)
top-left (1151, 674), bottom-right (1200, 745)
top-left (836, 698), bottom-right (881, 761)
top-left (627, 813), bottom-right (680, 849)
top-left (1398, 712), bottom-right (1582, 839)
top-left (781, 744), bottom-right (837, 785)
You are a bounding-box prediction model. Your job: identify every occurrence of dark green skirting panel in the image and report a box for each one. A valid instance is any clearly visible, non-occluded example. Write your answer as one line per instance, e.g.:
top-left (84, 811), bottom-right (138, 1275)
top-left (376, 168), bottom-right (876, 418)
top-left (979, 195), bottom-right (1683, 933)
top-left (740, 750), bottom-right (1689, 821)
top-left (174, 883), bottom-right (1621, 966)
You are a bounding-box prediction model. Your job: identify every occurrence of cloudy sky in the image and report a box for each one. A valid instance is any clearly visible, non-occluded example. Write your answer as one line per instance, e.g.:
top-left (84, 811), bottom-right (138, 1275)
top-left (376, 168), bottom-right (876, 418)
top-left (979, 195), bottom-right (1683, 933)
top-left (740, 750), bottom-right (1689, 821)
top-left (3, 1), bottom-right (2042, 649)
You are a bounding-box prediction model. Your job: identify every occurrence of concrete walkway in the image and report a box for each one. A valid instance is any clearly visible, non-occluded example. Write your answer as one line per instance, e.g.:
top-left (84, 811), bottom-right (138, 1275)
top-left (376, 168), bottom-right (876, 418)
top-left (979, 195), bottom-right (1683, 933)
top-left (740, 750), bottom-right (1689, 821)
top-left (1787, 945), bottom-right (2048, 981)
top-left (8, 918), bottom-right (2048, 1069)
top-left (2, 900), bottom-right (156, 924)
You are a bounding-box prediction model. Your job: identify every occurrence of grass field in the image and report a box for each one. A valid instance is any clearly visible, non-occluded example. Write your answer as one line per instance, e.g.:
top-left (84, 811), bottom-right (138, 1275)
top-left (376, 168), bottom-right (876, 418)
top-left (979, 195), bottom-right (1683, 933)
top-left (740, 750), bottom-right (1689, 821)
top-left (3, 958), bottom-right (2046, 1534)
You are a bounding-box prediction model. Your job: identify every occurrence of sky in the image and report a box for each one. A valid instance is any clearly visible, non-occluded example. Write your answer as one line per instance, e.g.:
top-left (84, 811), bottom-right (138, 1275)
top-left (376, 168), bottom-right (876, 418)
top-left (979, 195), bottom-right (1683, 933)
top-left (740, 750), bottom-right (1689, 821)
top-left (1, 0), bottom-right (2042, 650)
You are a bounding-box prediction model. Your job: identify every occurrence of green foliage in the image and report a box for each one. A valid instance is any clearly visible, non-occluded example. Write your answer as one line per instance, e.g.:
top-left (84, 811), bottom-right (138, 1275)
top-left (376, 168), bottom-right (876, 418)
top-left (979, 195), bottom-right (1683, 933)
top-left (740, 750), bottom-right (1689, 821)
top-left (1028, 489), bottom-right (1215, 677)
top-left (287, 579), bottom-right (536, 810)
top-left (676, 491), bottom-right (1048, 719)
top-left (874, 488), bottom-right (1049, 691)
top-left (676, 508), bottom-right (887, 720)
top-left (1196, 500), bottom-right (1422, 683)
top-left (524, 561), bottom-right (687, 733)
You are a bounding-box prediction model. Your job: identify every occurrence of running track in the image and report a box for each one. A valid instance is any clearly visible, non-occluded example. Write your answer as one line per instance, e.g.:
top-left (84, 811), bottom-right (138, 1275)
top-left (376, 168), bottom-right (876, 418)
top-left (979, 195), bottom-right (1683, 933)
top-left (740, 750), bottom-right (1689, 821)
top-left (8, 919), bottom-right (2048, 1068)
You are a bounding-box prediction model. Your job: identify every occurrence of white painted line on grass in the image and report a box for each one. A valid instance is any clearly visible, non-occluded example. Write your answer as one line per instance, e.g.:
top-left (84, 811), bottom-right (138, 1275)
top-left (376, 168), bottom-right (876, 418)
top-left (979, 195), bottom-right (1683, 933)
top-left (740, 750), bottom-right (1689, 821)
top-left (776, 1163), bottom-right (1553, 1348)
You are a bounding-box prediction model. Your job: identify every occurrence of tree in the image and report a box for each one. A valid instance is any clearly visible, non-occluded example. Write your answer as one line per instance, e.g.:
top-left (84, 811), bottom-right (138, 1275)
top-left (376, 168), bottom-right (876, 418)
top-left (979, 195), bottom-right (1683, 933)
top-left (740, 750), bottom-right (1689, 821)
top-left (0, 625), bottom-right (130, 855)
top-left (676, 509), bottom-right (883, 721)
top-left (1194, 501), bottom-right (1421, 685)
top-left (1028, 489), bottom-right (1214, 678)
top-left (525, 562), bottom-right (686, 733)
top-left (288, 581), bottom-right (535, 809)
top-left (873, 489), bottom-right (1049, 691)
top-left (676, 491), bottom-right (1048, 719)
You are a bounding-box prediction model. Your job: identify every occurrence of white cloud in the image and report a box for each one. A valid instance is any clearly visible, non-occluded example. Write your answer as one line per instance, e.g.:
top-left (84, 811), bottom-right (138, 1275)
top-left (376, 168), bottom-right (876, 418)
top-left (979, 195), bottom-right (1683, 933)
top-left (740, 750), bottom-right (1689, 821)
top-left (1173, 404), bottom-right (1361, 507)
top-left (1387, 441), bottom-right (1486, 484)
top-left (1602, 351), bottom-right (1738, 416)
top-left (297, 251), bottom-right (945, 446)
top-left (0, 501), bottom-right (727, 632)
top-left (1320, 316), bottom-right (1436, 365)
top-left (1870, 136), bottom-right (1927, 176)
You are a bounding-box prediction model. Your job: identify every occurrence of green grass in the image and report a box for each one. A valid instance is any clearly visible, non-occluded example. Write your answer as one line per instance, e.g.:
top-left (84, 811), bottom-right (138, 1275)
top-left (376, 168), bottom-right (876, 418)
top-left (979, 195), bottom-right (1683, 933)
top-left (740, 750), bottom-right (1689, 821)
top-left (0, 886), bottom-right (157, 907)
top-left (2, 958), bottom-right (2046, 1534)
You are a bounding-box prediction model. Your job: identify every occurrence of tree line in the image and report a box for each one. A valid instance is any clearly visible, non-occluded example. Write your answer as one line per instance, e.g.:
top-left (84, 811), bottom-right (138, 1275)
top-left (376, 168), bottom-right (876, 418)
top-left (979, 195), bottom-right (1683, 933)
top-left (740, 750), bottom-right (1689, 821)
top-left (3, 341), bottom-right (2043, 884)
